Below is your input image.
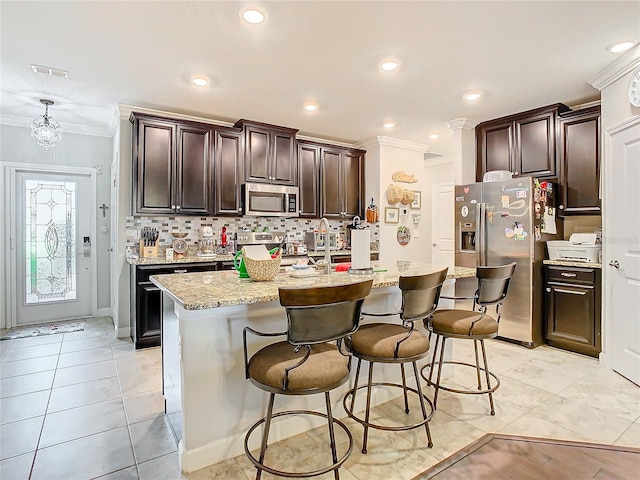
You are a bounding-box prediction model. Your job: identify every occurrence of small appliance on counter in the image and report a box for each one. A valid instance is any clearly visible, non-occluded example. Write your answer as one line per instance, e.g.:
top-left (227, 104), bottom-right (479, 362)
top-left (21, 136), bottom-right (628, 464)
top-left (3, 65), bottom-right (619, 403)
top-left (547, 233), bottom-right (602, 263)
top-left (305, 231), bottom-right (340, 251)
top-left (196, 227), bottom-right (216, 257)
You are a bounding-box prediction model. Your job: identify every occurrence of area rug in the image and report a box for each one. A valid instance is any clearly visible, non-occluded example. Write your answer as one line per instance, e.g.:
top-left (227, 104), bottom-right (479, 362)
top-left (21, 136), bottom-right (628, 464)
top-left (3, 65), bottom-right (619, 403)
top-left (0, 321), bottom-right (85, 340)
top-left (412, 433), bottom-right (640, 480)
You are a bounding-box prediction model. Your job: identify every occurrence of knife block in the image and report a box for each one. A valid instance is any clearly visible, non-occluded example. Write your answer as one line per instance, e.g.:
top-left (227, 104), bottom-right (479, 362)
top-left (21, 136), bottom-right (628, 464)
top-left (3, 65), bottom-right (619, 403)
top-left (139, 239), bottom-right (158, 258)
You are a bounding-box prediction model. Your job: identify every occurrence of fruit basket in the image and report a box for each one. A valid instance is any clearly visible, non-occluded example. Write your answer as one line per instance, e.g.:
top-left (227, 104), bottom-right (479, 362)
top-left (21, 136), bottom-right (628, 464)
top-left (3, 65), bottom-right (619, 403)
top-left (244, 255), bottom-right (282, 281)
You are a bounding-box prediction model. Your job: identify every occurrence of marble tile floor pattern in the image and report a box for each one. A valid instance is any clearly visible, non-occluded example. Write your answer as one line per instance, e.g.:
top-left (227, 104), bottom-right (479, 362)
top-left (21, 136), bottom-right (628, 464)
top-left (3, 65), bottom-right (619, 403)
top-left (0, 317), bottom-right (638, 480)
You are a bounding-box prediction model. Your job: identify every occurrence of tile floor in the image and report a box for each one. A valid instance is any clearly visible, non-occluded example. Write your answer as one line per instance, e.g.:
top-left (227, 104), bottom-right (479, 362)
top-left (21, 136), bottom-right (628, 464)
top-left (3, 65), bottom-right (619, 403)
top-left (0, 317), bottom-right (638, 480)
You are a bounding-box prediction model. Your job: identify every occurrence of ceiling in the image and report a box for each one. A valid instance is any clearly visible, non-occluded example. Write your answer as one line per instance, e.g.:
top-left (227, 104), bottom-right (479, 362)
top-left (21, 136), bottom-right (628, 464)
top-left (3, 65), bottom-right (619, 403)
top-left (1, 1), bottom-right (638, 156)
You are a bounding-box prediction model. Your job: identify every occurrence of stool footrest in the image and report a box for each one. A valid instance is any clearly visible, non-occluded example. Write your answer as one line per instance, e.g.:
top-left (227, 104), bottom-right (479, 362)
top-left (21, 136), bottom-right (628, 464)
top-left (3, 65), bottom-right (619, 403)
top-left (342, 382), bottom-right (434, 432)
top-left (244, 409), bottom-right (353, 478)
top-left (420, 361), bottom-right (500, 395)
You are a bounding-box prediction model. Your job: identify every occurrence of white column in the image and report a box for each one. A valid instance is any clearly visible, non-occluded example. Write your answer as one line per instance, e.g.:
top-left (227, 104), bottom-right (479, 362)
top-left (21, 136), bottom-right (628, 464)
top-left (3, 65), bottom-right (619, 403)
top-left (447, 118), bottom-right (478, 185)
top-left (358, 136), bottom-right (432, 262)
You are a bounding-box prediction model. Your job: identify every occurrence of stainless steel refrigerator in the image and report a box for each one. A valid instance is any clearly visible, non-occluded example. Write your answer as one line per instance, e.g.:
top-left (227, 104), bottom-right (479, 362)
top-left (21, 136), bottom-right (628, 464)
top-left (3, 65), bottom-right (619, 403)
top-left (454, 177), bottom-right (562, 347)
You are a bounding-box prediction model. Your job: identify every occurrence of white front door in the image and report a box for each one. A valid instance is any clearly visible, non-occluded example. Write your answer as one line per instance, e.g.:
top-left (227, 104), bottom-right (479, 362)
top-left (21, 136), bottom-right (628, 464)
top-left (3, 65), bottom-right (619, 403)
top-left (13, 171), bottom-right (93, 325)
top-left (608, 117), bottom-right (640, 385)
top-left (431, 183), bottom-right (454, 269)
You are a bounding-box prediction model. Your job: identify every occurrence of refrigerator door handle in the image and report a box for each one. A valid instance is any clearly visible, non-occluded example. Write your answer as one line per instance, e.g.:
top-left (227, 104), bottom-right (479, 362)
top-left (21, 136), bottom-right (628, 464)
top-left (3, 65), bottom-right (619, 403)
top-left (476, 202), bottom-right (487, 266)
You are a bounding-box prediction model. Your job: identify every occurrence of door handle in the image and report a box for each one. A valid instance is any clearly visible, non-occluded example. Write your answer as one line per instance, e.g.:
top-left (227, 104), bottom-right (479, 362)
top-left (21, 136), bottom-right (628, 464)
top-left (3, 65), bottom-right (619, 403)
top-left (609, 260), bottom-right (620, 269)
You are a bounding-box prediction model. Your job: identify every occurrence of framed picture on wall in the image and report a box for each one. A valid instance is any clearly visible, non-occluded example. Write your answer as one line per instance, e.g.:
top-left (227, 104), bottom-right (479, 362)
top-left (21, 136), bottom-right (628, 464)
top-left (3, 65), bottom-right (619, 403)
top-left (385, 207), bottom-right (399, 224)
top-left (410, 191), bottom-right (422, 210)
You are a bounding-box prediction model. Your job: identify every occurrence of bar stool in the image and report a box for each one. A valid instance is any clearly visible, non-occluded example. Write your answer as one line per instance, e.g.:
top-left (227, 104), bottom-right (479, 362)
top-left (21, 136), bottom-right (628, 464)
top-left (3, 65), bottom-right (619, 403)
top-left (242, 279), bottom-right (372, 480)
top-left (342, 267), bottom-right (448, 454)
top-left (421, 262), bottom-right (516, 415)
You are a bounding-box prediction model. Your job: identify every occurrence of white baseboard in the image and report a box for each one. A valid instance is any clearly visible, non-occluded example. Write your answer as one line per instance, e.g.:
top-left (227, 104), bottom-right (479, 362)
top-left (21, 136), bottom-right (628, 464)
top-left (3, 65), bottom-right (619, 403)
top-left (96, 308), bottom-right (113, 318)
top-left (116, 326), bottom-right (131, 339)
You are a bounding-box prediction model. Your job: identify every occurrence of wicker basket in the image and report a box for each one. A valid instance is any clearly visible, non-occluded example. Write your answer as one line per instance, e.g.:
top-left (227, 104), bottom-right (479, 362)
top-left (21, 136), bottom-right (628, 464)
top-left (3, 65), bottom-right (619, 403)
top-left (244, 255), bottom-right (282, 281)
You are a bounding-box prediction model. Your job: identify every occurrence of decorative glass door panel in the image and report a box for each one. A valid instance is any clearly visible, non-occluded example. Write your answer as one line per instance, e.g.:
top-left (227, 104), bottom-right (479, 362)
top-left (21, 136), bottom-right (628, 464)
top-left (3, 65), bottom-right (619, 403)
top-left (24, 179), bottom-right (77, 304)
top-left (14, 171), bottom-right (92, 326)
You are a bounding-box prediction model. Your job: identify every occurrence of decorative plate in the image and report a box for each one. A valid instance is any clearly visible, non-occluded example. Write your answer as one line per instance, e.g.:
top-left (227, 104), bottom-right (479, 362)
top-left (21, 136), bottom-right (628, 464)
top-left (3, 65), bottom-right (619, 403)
top-left (397, 226), bottom-right (411, 246)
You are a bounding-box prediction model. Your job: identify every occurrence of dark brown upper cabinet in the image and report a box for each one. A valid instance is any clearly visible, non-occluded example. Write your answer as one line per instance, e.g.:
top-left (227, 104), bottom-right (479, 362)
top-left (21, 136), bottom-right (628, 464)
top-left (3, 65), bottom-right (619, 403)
top-left (214, 127), bottom-right (243, 216)
top-left (297, 141), bottom-right (320, 218)
top-left (234, 119), bottom-right (298, 186)
top-left (320, 146), bottom-right (365, 219)
top-left (476, 103), bottom-right (570, 182)
top-left (131, 113), bottom-right (213, 216)
top-left (557, 106), bottom-right (601, 215)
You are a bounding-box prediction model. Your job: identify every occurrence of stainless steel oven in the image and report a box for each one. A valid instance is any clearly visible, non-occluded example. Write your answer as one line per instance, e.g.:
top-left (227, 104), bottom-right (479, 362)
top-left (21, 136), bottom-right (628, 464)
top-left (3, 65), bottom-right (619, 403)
top-left (242, 183), bottom-right (299, 217)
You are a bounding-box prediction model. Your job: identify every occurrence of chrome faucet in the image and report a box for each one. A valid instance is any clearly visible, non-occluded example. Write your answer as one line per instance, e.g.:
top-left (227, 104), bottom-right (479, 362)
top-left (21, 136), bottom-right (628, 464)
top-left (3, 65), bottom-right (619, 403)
top-left (318, 217), bottom-right (332, 274)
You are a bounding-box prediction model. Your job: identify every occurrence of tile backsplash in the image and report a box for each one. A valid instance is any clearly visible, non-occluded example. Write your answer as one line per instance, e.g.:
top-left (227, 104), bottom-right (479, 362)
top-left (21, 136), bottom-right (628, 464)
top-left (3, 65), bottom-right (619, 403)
top-left (126, 216), bottom-right (379, 252)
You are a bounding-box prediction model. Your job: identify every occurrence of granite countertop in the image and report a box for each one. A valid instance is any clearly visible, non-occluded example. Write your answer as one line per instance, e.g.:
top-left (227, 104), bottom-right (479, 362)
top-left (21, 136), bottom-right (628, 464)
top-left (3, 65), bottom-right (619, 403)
top-left (543, 259), bottom-right (602, 269)
top-left (150, 261), bottom-right (475, 310)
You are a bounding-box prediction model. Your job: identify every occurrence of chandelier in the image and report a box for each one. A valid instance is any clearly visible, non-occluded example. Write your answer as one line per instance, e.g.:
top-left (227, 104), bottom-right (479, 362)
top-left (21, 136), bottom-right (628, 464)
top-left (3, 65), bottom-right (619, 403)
top-left (31, 99), bottom-right (62, 151)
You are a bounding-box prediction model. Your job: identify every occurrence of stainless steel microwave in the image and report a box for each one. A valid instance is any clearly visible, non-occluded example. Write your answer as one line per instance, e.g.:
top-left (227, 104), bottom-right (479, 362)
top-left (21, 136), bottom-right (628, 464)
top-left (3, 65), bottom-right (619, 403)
top-left (242, 183), bottom-right (299, 217)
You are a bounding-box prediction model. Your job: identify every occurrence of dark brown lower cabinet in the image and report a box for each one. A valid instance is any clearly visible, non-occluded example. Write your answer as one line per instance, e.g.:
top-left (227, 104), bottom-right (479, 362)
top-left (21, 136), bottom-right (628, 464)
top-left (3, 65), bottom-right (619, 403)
top-left (131, 262), bottom-right (219, 349)
top-left (544, 265), bottom-right (601, 357)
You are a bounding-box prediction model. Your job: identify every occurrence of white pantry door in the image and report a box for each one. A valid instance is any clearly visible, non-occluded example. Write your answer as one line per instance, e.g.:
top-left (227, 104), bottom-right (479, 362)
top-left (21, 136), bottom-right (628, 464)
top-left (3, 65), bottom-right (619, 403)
top-left (14, 171), bottom-right (92, 325)
top-left (608, 118), bottom-right (640, 385)
top-left (431, 183), bottom-right (454, 269)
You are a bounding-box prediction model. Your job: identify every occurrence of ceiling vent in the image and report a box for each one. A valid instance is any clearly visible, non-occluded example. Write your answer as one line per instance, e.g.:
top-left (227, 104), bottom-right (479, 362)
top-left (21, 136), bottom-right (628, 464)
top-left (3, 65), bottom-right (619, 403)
top-left (31, 64), bottom-right (68, 78)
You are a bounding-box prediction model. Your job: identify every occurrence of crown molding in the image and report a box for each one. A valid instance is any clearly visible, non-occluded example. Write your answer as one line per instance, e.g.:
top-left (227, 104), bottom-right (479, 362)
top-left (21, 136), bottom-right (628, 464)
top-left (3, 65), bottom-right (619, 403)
top-left (589, 45), bottom-right (640, 91)
top-left (297, 134), bottom-right (357, 148)
top-left (118, 104), bottom-right (234, 127)
top-left (424, 152), bottom-right (449, 167)
top-left (356, 136), bottom-right (431, 153)
top-left (0, 114), bottom-right (113, 138)
top-left (447, 118), bottom-right (478, 130)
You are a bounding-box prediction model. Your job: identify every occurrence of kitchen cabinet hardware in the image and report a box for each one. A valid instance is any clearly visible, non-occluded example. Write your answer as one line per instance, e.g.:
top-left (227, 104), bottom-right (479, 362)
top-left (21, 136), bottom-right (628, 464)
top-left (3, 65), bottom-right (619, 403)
top-left (297, 140), bottom-right (366, 219)
top-left (319, 145), bottom-right (365, 219)
top-left (132, 262), bottom-right (221, 349)
top-left (131, 113), bottom-right (213, 215)
top-left (609, 260), bottom-right (620, 268)
top-left (214, 128), bottom-right (243, 216)
top-left (476, 103), bottom-right (570, 182)
top-left (544, 265), bottom-right (601, 357)
top-left (235, 119), bottom-right (298, 186)
top-left (557, 106), bottom-right (601, 216)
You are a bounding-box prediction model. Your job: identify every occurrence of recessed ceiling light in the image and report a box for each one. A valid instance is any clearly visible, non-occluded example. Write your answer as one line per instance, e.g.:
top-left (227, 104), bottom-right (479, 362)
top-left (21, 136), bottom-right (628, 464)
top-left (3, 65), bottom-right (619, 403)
top-left (429, 134), bottom-right (439, 139)
top-left (191, 76), bottom-right (209, 87)
top-left (607, 41), bottom-right (635, 53)
top-left (241, 8), bottom-right (265, 24)
top-left (463, 91), bottom-right (482, 102)
top-left (304, 102), bottom-right (318, 112)
top-left (383, 122), bottom-right (396, 129)
top-left (380, 60), bottom-right (399, 72)
top-left (31, 64), bottom-right (68, 78)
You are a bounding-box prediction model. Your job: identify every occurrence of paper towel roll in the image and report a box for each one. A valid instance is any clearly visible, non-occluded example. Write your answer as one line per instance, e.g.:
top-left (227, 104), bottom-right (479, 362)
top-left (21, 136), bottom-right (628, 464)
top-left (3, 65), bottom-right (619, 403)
top-left (350, 229), bottom-right (371, 270)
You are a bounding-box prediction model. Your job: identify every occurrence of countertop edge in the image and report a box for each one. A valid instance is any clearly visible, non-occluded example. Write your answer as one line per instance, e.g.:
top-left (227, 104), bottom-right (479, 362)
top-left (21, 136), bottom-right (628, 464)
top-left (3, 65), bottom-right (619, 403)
top-left (543, 260), bottom-right (602, 269)
top-left (150, 265), bottom-right (475, 311)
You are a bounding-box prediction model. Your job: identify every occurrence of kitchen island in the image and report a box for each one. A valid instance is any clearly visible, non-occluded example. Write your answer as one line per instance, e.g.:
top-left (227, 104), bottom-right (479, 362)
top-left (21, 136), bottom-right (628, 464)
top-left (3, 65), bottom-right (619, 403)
top-left (151, 261), bottom-right (474, 473)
